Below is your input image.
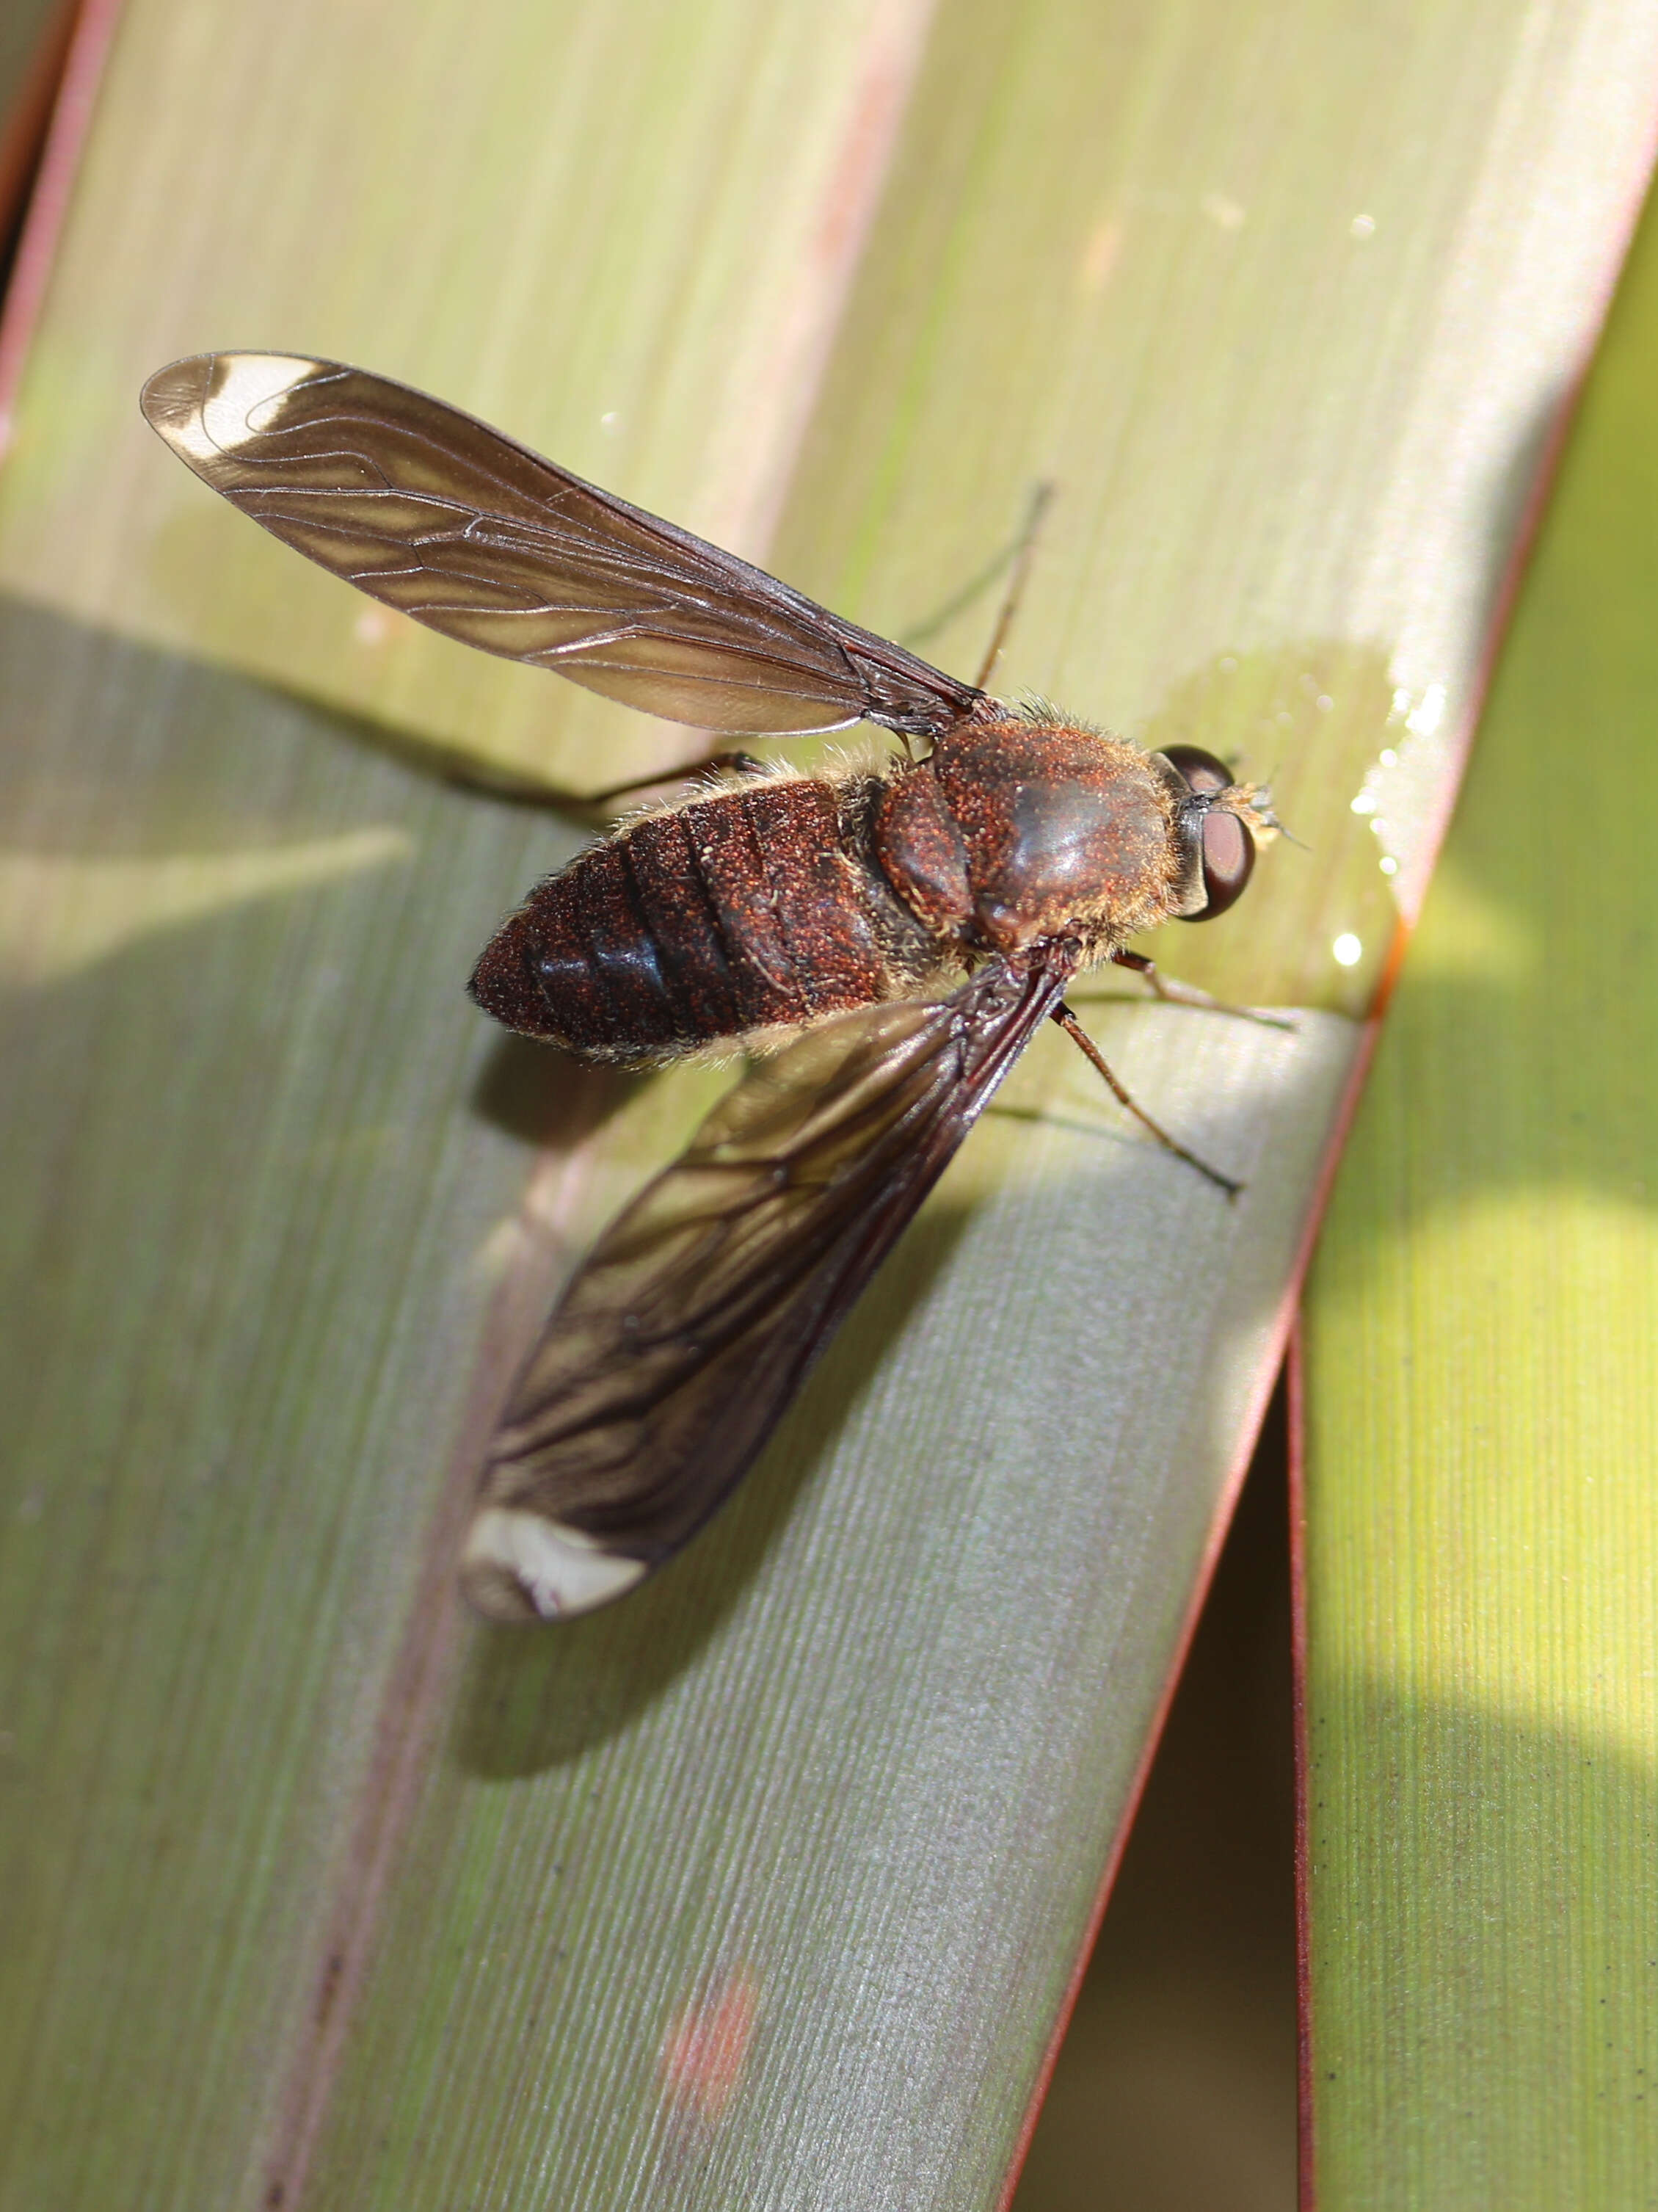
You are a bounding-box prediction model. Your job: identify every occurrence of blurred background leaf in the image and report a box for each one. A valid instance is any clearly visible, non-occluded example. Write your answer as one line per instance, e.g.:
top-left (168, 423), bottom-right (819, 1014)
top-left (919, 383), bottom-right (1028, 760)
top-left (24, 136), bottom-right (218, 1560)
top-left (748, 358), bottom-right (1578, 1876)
top-left (0, 0), bottom-right (74, 250)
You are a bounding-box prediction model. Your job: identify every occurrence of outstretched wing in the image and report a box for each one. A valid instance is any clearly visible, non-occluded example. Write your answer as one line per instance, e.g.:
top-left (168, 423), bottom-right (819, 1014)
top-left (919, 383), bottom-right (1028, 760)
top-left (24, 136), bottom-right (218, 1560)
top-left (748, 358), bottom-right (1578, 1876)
top-left (462, 951), bottom-right (1075, 1621)
top-left (140, 352), bottom-right (983, 741)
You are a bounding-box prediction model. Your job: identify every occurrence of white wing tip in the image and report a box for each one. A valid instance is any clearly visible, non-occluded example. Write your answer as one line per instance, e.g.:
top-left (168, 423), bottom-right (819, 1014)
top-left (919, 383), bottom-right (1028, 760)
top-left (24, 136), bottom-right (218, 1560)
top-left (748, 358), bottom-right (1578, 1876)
top-left (140, 352), bottom-right (328, 463)
top-left (460, 1506), bottom-right (649, 1623)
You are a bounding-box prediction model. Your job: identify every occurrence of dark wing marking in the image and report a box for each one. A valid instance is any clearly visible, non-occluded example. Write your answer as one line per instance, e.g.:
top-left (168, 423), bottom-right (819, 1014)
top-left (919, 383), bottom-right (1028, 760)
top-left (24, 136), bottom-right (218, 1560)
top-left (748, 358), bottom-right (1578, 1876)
top-left (461, 949), bottom-right (1077, 1620)
top-left (139, 352), bottom-right (983, 741)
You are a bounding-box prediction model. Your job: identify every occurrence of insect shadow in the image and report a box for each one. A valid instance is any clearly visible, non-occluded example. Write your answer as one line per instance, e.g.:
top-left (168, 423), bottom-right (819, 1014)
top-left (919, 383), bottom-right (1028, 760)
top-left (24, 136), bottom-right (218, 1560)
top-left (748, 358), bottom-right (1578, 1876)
top-left (469, 1028), bottom-right (643, 1153)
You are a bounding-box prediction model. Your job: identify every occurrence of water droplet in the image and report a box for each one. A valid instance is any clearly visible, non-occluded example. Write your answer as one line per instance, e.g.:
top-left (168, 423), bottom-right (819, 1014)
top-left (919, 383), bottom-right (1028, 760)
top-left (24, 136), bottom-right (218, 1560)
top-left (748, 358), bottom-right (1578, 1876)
top-left (1406, 684), bottom-right (1447, 736)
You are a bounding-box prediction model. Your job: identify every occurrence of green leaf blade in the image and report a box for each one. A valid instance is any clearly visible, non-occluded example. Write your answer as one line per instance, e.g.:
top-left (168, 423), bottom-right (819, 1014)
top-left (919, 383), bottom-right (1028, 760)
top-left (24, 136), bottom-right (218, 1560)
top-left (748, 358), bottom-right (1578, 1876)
top-left (1301, 162), bottom-right (1658, 2210)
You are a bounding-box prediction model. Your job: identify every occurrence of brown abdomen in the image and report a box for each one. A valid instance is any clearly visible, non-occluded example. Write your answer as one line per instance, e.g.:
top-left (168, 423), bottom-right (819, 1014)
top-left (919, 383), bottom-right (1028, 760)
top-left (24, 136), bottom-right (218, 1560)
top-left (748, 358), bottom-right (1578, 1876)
top-left (469, 778), bottom-right (889, 1060)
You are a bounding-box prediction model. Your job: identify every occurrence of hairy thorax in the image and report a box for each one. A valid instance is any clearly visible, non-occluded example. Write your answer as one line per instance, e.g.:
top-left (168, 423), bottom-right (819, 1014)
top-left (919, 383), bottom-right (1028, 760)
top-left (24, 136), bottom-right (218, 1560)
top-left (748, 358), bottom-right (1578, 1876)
top-left (870, 714), bottom-right (1184, 961)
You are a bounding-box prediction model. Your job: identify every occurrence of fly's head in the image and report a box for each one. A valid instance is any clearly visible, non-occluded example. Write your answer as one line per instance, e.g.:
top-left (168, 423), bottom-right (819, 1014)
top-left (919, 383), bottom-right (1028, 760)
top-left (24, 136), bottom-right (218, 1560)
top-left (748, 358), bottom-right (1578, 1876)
top-left (1152, 745), bottom-right (1284, 924)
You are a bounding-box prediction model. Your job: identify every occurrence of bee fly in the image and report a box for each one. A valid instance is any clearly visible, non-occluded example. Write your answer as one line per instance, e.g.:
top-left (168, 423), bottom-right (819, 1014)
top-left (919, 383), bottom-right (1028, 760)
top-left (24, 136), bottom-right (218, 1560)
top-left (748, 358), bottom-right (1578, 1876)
top-left (141, 353), bottom-right (1280, 1623)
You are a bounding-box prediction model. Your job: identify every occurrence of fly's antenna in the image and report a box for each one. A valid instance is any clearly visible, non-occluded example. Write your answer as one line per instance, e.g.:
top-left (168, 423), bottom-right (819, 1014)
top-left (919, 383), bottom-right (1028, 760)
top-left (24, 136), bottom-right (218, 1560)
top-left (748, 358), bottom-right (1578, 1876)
top-left (1235, 754), bottom-right (1306, 850)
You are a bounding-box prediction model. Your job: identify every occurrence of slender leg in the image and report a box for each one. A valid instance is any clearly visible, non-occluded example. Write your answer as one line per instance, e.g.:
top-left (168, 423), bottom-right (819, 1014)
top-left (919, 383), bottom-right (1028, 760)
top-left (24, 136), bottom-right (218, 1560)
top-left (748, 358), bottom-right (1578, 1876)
top-left (897, 481), bottom-right (1057, 678)
top-left (582, 750), bottom-right (769, 809)
top-left (1097, 949), bottom-right (1298, 1033)
top-left (972, 482), bottom-right (1055, 692)
top-left (1050, 1001), bottom-right (1241, 1197)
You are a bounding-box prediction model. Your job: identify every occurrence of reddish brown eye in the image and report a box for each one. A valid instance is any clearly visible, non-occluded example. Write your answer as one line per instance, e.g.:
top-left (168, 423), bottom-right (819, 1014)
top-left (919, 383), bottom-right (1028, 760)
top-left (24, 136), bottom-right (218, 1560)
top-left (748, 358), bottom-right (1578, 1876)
top-left (1196, 805), bottom-right (1254, 915)
top-left (1161, 744), bottom-right (1256, 921)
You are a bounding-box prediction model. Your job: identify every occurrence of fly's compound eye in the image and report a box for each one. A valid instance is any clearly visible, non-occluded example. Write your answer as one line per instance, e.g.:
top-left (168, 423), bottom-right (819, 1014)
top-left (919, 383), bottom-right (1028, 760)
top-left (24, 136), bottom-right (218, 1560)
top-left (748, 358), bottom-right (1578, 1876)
top-left (1162, 744), bottom-right (1257, 921)
top-left (1190, 805), bottom-right (1254, 917)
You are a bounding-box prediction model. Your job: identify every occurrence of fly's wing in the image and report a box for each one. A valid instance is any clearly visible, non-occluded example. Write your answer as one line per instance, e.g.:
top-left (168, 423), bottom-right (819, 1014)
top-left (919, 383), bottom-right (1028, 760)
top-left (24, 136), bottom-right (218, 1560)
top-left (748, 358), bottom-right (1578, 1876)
top-left (462, 953), bottom-right (1073, 1621)
top-left (140, 352), bottom-right (983, 741)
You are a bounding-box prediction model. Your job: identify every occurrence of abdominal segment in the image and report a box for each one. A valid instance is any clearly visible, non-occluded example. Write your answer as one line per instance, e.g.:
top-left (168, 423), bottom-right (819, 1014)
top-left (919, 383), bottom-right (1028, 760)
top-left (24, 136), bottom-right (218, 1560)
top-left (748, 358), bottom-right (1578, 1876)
top-left (469, 777), bottom-right (896, 1061)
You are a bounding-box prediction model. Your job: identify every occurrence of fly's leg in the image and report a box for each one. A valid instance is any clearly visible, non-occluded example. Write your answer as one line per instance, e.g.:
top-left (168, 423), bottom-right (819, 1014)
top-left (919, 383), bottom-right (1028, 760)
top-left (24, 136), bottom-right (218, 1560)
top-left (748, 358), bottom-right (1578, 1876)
top-left (894, 482), bottom-right (1055, 690)
top-left (1099, 949), bottom-right (1297, 1033)
top-left (583, 750), bottom-right (770, 809)
top-left (447, 750), bottom-right (774, 815)
top-left (1050, 1001), bottom-right (1241, 1197)
top-left (970, 482), bottom-right (1055, 691)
